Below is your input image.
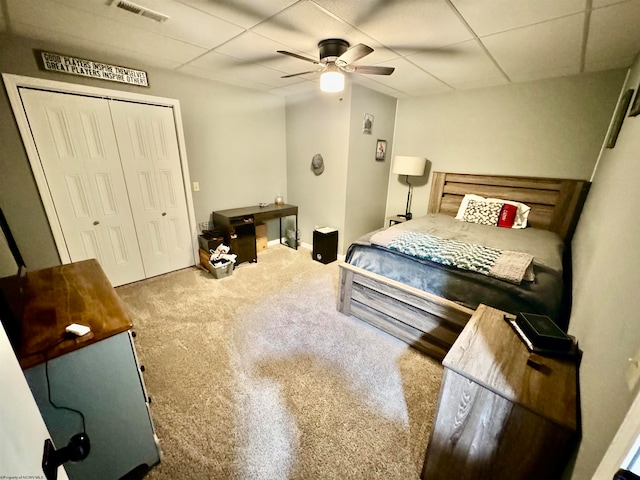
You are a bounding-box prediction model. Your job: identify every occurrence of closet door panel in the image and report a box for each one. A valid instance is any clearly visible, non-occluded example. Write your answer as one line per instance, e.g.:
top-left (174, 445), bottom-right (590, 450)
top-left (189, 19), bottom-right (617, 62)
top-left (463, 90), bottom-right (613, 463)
top-left (20, 89), bottom-right (145, 286)
top-left (110, 101), bottom-right (193, 278)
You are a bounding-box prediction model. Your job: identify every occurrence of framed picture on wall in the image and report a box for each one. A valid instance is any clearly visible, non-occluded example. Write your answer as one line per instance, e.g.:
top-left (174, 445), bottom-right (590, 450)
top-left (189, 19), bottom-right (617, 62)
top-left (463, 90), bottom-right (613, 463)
top-left (375, 139), bottom-right (386, 161)
top-left (363, 114), bottom-right (373, 134)
top-left (606, 88), bottom-right (634, 148)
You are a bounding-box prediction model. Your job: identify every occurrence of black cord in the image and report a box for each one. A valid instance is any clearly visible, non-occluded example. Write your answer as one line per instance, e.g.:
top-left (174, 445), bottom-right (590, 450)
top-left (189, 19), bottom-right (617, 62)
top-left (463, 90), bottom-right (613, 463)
top-left (42, 338), bottom-right (88, 434)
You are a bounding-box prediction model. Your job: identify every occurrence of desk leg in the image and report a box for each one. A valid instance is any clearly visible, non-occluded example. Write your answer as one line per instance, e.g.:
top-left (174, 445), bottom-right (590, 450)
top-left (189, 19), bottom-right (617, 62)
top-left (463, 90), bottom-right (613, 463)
top-left (278, 216), bottom-right (298, 250)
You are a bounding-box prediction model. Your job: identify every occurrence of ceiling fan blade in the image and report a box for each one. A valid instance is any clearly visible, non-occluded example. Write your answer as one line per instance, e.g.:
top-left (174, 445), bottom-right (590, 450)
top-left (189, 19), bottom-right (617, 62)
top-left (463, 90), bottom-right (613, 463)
top-left (336, 43), bottom-right (373, 66)
top-left (351, 65), bottom-right (395, 75)
top-left (281, 69), bottom-right (321, 79)
top-left (277, 50), bottom-right (319, 64)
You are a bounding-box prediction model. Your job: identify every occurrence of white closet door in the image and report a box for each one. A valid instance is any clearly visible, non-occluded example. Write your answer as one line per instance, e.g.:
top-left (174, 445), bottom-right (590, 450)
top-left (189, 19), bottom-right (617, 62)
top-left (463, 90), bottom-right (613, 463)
top-left (109, 100), bottom-right (194, 278)
top-left (20, 89), bottom-right (145, 286)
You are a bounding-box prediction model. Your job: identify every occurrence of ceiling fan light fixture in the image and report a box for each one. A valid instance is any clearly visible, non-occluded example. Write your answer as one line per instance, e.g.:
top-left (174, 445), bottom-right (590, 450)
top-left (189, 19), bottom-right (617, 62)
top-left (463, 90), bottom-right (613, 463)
top-left (320, 69), bottom-right (345, 93)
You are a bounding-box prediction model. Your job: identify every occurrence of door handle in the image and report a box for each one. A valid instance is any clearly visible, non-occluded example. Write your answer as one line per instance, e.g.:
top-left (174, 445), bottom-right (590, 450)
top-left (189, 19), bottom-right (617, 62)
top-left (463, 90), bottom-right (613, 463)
top-left (162, 212), bottom-right (167, 216)
top-left (93, 220), bottom-right (100, 225)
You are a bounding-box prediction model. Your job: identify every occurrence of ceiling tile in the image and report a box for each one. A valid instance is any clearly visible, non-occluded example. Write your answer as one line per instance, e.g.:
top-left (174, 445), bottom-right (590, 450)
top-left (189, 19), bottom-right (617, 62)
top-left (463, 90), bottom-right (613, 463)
top-left (315, 0), bottom-right (473, 54)
top-left (11, 20), bottom-right (184, 71)
top-left (350, 75), bottom-right (404, 98)
top-left (586, 1), bottom-right (640, 68)
top-left (214, 31), bottom-right (317, 73)
top-left (268, 81), bottom-right (318, 97)
top-left (176, 0), bottom-right (297, 30)
top-left (407, 39), bottom-right (507, 88)
top-left (186, 50), bottom-right (304, 88)
top-left (592, 0), bottom-right (632, 7)
top-left (8, 0), bottom-right (207, 65)
top-left (584, 56), bottom-right (637, 73)
top-left (51, 0), bottom-right (244, 49)
top-left (178, 64), bottom-right (274, 91)
top-left (251, 0), bottom-right (376, 58)
top-left (451, 0), bottom-right (585, 36)
top-left (481, 13), bottom-right (584, 79)
top-left (508, 64), bottom-right (582, 83)
top-left (367, 57), bottom-right (452, 97)
top-left (451, 76), bottom-right (510, 91)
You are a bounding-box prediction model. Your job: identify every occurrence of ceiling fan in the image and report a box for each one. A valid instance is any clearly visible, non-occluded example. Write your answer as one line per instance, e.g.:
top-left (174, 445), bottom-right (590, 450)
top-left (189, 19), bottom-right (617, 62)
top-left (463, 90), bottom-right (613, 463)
top-left (277, 39), bottom-right (394, 92)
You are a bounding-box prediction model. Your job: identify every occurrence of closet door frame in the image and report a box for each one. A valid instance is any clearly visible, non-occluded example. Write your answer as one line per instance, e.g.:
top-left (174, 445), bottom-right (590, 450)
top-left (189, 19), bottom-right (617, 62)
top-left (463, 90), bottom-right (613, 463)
top-left (2, 73), bottom-right (198, 266)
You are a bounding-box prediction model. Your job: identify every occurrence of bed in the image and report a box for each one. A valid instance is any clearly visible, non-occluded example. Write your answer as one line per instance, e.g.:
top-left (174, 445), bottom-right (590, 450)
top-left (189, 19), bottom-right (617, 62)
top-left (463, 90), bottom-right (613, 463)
top-left (337, 172), bottom-right (590, 360)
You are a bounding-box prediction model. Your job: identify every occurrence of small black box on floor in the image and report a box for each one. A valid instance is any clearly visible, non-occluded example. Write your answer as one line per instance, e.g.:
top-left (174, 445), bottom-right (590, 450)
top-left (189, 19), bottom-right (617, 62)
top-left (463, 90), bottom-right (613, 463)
top-left (313, 227), bottom-right (338, 264)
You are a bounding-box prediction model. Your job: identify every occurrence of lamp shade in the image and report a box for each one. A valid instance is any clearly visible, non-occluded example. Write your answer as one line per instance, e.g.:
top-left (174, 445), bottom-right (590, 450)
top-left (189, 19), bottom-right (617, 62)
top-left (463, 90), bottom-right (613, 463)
top-left (392, 155), bottom-right (426, 176)
top-left (320, 67), bottom-right (345, 93)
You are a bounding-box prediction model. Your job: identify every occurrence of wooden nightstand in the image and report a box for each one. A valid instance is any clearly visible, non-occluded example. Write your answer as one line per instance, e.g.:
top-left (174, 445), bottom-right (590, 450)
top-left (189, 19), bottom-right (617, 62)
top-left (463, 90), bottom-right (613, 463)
top-left (422, 304), bottom-right (579, 480)
top-left (386, 215), bottom-right (406, 227)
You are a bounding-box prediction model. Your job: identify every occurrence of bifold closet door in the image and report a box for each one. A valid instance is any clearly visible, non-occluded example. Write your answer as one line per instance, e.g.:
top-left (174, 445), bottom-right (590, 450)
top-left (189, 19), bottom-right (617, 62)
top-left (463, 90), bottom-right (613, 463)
top-left (19, 89), bottom-right (145, 286)
top-left (109, 100), bottom-right (194, 278)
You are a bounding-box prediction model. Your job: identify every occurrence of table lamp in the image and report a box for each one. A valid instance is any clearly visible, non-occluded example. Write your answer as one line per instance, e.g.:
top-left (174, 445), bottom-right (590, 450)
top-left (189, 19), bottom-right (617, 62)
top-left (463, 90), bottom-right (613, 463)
top-left (392, 155), bottom-right (426, 220)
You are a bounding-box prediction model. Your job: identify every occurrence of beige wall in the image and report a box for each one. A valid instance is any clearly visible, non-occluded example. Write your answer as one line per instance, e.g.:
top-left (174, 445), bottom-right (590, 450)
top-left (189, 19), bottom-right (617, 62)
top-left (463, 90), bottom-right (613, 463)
top-left (285, 88), bottom-right (351, 252)
top-left (570, 55), bottom-right (640, 479)
top-left (0, 33), bottom-right (287, 270)
top-left (344, 84), bottom-right (397, 250)
top-left (285, 83), bottom-right (396, 254)
top-left (386, 70), bottom-right (626, 219)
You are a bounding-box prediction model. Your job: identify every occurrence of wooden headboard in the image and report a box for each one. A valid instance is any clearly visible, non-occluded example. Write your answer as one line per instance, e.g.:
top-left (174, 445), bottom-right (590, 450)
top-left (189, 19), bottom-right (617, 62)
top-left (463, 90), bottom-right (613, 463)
top-left (428, 172), bottom-right (590, 243)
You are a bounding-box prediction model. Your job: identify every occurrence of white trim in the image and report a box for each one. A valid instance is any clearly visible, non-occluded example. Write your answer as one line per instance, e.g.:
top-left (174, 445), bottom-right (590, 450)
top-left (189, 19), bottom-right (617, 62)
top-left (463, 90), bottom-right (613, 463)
top-left (1, 73), bottom-right (199, 266)
top-left (590, 68), bottom-right (631, 183)
top-left (593, 388), bottom-right (640, 479)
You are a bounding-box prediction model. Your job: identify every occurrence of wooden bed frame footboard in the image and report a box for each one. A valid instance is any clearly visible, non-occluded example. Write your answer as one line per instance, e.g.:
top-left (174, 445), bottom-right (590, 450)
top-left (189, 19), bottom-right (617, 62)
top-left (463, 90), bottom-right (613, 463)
top-left (338, 263), bottom-right (474, 360)
top-left (337, 172), bottom-right (590, 360)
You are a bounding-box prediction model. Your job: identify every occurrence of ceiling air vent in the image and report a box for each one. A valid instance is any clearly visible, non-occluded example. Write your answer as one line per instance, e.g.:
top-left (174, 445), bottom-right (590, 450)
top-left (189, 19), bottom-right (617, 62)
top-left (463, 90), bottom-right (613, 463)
top-left (111, 0), bottom-right (170, 23)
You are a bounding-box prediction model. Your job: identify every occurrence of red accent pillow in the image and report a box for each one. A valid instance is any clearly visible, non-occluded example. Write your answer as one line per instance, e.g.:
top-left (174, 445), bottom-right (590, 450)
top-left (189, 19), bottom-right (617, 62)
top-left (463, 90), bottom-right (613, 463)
top-left (498, 204), bottom-right (518, 228)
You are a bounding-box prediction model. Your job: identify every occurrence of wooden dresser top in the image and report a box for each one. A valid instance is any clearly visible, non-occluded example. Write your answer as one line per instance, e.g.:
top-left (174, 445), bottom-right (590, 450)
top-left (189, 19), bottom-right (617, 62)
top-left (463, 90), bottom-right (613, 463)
top-left (18, 259), bottom-right (132, 370)
top-left (443, 304), bottom-right (578, 430)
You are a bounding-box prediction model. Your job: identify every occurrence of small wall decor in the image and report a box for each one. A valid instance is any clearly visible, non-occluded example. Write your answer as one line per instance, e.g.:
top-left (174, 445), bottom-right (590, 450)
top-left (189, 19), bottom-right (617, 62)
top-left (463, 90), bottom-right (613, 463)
top-left (311, 153), bottom-right (325, 175)
top-left (39, 51), bottom-right (149, 87)
top-left (606, 88), bottom-right (634, 148)
top-left (629, 84), bottom-right (640, 117)
top-left (375, 139), bottom-right (387, 161)
top-left (363, 114), bottom-right (373, 134)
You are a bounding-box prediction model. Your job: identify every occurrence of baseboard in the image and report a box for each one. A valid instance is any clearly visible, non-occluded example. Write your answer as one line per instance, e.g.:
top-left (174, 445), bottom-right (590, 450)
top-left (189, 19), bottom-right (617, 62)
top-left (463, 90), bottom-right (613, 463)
top-left (270, 239), bottom-right (344, 261)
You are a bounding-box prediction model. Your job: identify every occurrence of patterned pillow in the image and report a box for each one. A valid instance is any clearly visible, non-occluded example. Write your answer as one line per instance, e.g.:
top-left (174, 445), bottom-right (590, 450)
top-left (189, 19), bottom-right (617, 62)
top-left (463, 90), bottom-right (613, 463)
top-left (455, 194), bottom-right (531, 228)
top-left (462, 199), bottom-right (503, 226)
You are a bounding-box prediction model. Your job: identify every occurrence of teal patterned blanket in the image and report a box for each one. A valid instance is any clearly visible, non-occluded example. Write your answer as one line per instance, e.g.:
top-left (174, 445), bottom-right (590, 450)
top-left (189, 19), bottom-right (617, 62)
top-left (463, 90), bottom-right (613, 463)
top-left (370, 229), bottom-right (534, 284)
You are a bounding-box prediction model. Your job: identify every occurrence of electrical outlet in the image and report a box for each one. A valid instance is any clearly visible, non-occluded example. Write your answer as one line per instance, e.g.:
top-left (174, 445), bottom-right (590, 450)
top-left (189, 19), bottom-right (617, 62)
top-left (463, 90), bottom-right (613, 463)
top-left (626, 348), bottom-right (640, 391)
top-left (193, 181), bottom-right (200, 192)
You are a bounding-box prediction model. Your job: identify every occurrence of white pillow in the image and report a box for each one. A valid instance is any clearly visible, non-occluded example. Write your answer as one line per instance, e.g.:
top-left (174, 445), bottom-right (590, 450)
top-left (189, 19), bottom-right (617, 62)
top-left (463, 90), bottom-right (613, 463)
top-left (455, 194), bottom-right (531, 229)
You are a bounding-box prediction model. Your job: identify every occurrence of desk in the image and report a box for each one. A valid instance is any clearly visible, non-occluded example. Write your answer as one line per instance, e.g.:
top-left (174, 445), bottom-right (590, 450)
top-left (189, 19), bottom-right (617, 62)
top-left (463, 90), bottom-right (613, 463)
top-left (213, 203), bottom-right (298, 264)
top-left (18, 259), bottom-right (160, 480)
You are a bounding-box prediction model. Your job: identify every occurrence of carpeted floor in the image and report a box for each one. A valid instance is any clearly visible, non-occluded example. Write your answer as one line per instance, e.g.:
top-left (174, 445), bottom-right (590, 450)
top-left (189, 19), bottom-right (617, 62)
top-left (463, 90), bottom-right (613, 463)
top-left (115, 245), bottom-right (443, 480)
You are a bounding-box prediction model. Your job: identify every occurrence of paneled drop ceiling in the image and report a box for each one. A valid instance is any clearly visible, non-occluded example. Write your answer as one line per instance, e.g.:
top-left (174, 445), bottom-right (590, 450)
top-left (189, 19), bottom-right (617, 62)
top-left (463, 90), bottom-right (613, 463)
top-left (3, 0), bottom-right (640, 98)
